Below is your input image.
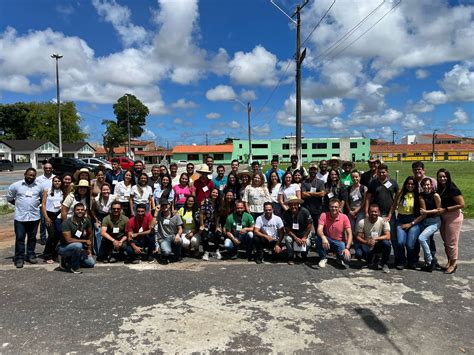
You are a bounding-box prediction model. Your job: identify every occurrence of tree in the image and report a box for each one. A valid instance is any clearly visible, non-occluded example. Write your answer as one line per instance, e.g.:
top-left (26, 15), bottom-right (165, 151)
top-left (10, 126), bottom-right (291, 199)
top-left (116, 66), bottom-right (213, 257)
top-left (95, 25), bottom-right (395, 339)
top-left (113, 94), bottom-right (149, 138)
top-left (0, 102), bottom-right (87, 143)
top-left (102, 94), bottom-right (149, 158)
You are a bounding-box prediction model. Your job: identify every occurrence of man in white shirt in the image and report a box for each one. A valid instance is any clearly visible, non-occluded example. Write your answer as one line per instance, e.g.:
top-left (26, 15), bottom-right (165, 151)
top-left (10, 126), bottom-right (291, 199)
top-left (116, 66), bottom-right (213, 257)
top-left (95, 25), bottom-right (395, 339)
top-left (253, 202), bottom-right (284, 264)
top-left (35, 162), bottom-right (55, 245)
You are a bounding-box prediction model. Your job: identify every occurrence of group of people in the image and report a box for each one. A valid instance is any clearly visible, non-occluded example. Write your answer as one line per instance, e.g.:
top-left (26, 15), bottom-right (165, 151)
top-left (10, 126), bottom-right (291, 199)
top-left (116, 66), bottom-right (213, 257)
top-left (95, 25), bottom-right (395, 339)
top-left (7, 154), bottom-right (464, 275)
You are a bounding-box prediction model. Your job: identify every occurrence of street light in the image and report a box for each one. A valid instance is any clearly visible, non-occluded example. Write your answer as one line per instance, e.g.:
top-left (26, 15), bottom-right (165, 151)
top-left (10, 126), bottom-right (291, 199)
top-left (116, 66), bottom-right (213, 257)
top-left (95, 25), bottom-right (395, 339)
top-left (51, 53), bottom-right (63, 157)
top-left (235, 99), bottom-right (252, 163)
top-left (126, 94), bottom-right (132, 159)
top-left (432, 129), bottom-right (438, 162)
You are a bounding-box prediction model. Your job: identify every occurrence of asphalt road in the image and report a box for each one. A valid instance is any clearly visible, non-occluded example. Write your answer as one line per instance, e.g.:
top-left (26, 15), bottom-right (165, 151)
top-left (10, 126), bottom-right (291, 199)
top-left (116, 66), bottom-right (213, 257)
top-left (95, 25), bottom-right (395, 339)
top-left (0, 216), bottom-right (473, 354)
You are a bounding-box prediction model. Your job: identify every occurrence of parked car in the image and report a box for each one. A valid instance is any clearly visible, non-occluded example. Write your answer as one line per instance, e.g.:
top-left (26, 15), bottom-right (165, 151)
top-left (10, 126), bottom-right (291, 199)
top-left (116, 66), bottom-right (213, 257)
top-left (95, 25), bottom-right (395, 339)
top-left (48, 157), bottom-right (96, 176)
top-left (177, 160), bottom-right (188, 167)
top-left (0, 159), bottom-right (14, 171)
top-left (80, 157), bottom-right (112, 171)
top-left (112, 156), bottom-right (135, 170)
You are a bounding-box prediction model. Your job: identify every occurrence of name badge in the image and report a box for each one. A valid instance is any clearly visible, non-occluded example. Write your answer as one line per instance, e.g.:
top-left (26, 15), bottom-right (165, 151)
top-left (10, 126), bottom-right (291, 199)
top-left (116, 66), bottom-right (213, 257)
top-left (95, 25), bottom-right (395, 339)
top-left (75, 230), bottom-right (83, 238)
top-left (370, 231), bottom-right (378, 239)
top-left (236, 224), bottom-right (242, 231)
top-left (384, 181), bottom-right (392, 189)
top-left (292, 223), bottom-right (299, 230)
top-left (344, 180), bottom-right (350, 186)
top-left (138, 227), bottom-right (143, 233)
top-left (112, 180), bottom-right (118, 185)
top-left (310, 187), bottom-right (317, 193)
top-left (179, 194), bottom-right (185, 199)
top-left (163, 219), bottom-right (170, 225)
top-left (54, 201), bottom-right (61, 208)
top-left (327, 192), bottom-right (334, 199)
top-left (25, 191), bottom-right (32, 197)
top-left (113, 227), bottom-right (119, 234)
top-left (186, 217), bottom-right (193, 224)
top-left (124, 193), bottom-right (130, 198)
top-left (202, 186), bottom-right (209, 192)
top-left (219, 185), bottom-right (224, 191)
top-left (154, 183), bottom-right (159, 188)
top-left (352, 194), bottom-right (360, 201)
top-left (103, 206), bottom-right (109, 213)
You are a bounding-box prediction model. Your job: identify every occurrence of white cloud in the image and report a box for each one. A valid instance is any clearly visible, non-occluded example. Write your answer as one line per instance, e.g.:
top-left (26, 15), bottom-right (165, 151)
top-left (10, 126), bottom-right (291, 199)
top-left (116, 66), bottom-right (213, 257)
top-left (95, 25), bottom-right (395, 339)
top-left (141, 128), bottom-right (157, 140)
top-left (415, 69), bottom-right (430, 79)
top-left (92, 0), bottom-right (148, 47)
top-left (206, 85), bottom-right (237, 101)
top-left (449, 108), bottom-right (469, 125)
top-left (208, 129), bottom-right (225, 137)
top-left (439, 62), bottom-right (474, 102)
top-left (348, 108), bottom-right (403, 127)
top-left (56, 4), bottom-right (75, 16)
top-left (252, 123), bottom-right (271, 137)
top-left (174, 118), bottom-right (183, 124)
top-left (229, 45), bottom-right (280, 86)
top-left (407, 100), bottom-right (434, 113)
top-left (401, 113), bottom-right (425, 131)
top-left (240, 89), bottom-right (257, 101)
top-left (171, 98), bottom-right (198, 109)
top-left (423, 91), bottom-right (448, 105)
top-left (206, 112), bottom-right (221, 119)
top-left (229, 120), bottom-right (241, 129)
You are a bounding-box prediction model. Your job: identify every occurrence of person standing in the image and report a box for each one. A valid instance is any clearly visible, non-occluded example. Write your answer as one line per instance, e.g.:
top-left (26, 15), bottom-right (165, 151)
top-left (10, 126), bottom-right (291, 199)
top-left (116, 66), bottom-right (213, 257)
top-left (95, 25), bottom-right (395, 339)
top-left (7, 168), bottom-right (44, 268)
top-left (41, 176), bottom-right (63, 263)
top-left (213, 165), bottom-right (228, 195)
top-left (106, 158), bottom-right (125, 194)
top-left (242, 173), bottom-right (271, 220)
top-left (193, 165), bottom-right (215, 205)
top-left (286, 154), bottom-right (308, 179)
top-left (36, 162), bottom-right (55, 245)
top-left (301, 163), bottom-right (325, 240)
top-left (360, 158), bottom-right (380, 188)
top-left (316, 160), bottom-right (329, 183)
top-left (265, 158), bottom-right (285, 181)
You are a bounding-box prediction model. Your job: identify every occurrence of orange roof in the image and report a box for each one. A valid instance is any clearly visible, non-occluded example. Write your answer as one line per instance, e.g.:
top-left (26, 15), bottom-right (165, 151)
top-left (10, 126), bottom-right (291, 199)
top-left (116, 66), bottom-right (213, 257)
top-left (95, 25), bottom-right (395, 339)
top-left (142, 150), bottom-right (172, 157)
top-left (173, 144), bottom-right (233, 154)
top-left (94, 147), bottom-right (127, 154)
top-left (420, 134), bottom-right (461, 139)
top-left (371, 143), bottom-right (474, 153)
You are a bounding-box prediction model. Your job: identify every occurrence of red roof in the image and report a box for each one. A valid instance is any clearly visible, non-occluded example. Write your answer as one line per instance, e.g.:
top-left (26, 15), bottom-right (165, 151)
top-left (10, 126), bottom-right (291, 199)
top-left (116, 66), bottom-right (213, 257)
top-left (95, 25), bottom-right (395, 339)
top-left (420, 134), bottom-right (461, 139)
top-left (371, 143), bottom-right (474, 153)
top-left (173, 144), bottom-right (233, 154)
top-left (142, 150), bottom-right (172, 157)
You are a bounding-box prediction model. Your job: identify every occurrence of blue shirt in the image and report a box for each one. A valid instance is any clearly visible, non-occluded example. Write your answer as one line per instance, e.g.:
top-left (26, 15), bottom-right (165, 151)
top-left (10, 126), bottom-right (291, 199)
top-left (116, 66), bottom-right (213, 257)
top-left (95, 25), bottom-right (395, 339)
top-left (105, 170), bottom-right (124, 193)
top-left (213, 176), bottom-right (228, 193)
top-left (265, 168), bottom-right (285, 181)
top-left (7, 180), bottom-right (44, 221)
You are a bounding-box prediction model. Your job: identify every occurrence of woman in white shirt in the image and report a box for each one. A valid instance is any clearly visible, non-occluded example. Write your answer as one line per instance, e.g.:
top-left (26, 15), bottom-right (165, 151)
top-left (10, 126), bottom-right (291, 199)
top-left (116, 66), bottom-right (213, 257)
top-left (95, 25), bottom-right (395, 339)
top-left (278, 171), bottom-right (301, 212)
top-left (267, 171), bottom-right (282, 216)
top-left (114, 170), bottom-right (133, 217)
top-left (130, 172), bottom-right (154, 216)
top-left (41, 176), bottom-right (63, 263)
top-left (243, 173), bottom-right (271, 220)
top-left (91, 183), bottom-right (116, 256)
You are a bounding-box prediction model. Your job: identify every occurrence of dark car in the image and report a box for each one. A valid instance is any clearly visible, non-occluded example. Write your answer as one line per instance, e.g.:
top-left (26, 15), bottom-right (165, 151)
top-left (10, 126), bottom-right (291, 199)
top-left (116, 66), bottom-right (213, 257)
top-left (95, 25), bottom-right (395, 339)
top-left (48, 157), bottom-right (96, 176)
top-left (0, 159), bottom-right (14, 171)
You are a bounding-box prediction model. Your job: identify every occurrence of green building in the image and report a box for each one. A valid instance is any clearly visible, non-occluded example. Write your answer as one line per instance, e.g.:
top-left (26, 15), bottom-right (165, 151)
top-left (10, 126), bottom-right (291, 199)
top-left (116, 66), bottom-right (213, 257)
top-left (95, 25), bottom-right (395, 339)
top-left (232, 136), bottom-right (370, 163)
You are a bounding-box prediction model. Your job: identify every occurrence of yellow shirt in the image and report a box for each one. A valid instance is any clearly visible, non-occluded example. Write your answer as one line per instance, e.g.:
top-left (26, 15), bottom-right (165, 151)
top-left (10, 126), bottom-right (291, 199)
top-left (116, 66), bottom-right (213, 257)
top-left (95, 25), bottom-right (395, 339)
top-left (178, 208), bottom-right (195, 232)
top-left (397, 192), bottom-right (415, 215)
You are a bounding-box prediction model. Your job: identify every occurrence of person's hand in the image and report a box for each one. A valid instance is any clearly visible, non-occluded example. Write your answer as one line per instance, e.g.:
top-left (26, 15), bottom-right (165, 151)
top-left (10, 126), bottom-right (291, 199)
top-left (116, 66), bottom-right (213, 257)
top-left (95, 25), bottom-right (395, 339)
top-left (368, 239), bottom-right (375, 247)
top-left (174, 235), bottom-right (180, 244)
top-left (343, 248), bottom-right (351, 260)
top-left (401, 223), bottom-right (411, 230)
top-left (113, 239), bottom-right (120, 249)
top-left (199, 225), bottom-right (205, 231)
top-left (420, 208), bottom-right (427, 216)
top-left (322, 237), bottom-right (330, 250)
top-left (233, 238), bottom-right (241, 246)
top-left (95, 221), bottom-right (101, 229)
top-left (215, 227), bottom-right (222, 233)
top-left (239, 229), bottom-right (246, 235)
top-left (45, 217), bottom-right (53, 227)
top-left (186, 231), bottom-right (193, 239)
top-left (383, 215), bottom-right (391, 222)
top-left (83, 239), bottom-right (91, 247)
top-left (266, 235), bottom-right (273, 243)
top-left (133, 245), bottom-right (143, 254)
top-left (274, 244), bottom-right (282, 254)
top-left (349, 210), bottom-right (357, 219)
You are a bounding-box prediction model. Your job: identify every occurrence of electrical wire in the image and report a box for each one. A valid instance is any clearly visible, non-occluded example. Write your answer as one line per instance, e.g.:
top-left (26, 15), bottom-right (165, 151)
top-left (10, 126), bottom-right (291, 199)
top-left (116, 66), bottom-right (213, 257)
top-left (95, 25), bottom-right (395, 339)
top-left (301, 0), bottom-right (336, 47)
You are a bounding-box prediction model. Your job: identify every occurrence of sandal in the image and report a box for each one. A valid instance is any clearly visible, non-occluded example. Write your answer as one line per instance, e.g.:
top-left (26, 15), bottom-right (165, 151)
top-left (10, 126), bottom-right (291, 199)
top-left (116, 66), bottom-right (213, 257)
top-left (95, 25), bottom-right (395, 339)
top-left (46, 259), bottom-right (55, 264)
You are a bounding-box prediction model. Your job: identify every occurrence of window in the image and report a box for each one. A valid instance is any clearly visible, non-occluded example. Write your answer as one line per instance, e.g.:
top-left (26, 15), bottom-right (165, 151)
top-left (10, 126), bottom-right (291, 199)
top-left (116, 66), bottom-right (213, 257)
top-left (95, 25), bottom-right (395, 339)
top-left (214, 153), bottom-right (224, 161)
top-left (332, 142), bottom-right (340, 149)
top-left (312, 154), bottom-right (326, 157)
top-left (283, 155), bottom-right (289, 158)
top-left (402, 153), bottom-right (407, 158)
top-left (302, 154), bottom-right (307, 158)
top-left (350, 142), bottom-right (357, 149)
top-left (414, 153), bottom-right (422, 156)
top-left (187, 154), bottom-right (199, 160)
top-left (239, 144), bottom-right (242, 149)
top-left (302, 143), bottom-right (307, 149)
top-left (252, 144), bottom-right (268, 149)
top-left (14, 154), bottom-right (30, 163)
top-left (362, 142), bottom-right (366, 145)
top-left (253, 155), bottom-right (268, 160)
top-left (312, 143), bottom-right (327, 149)
top-left (282, 144), bottom-right (289, 150)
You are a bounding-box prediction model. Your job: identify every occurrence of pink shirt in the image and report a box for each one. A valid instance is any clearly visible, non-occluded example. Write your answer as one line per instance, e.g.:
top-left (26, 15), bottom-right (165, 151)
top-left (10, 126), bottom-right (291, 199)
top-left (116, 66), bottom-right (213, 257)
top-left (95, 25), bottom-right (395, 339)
top-left (319, 212), bottom-right (351, 242)
top-left (173, 184), bottom-right (194, 205)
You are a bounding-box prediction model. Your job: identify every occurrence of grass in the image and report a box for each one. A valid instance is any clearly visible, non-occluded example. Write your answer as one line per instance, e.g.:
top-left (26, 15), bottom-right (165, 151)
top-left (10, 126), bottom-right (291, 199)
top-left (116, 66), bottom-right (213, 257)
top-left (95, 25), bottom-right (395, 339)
top-left (261, 161), bottom-right (474, 218)
top-left (0, 204), bottom-right (14, 215)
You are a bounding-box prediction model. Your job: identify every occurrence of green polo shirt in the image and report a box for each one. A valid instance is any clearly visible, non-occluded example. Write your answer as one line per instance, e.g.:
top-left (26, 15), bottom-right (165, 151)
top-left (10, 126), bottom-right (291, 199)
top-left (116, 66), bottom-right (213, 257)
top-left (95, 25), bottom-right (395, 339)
top-left (61, 216), bottom-right (92, 246)
top-left (224, 212), bottom-right (254, 233)
top-left (102, 214), bottom-right (129, 240)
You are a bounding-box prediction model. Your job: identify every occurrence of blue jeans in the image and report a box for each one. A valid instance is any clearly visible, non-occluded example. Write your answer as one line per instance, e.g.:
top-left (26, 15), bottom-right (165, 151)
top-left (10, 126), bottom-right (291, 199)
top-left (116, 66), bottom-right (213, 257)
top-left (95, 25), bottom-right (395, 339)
top-left (418, 218), bottom-right (440, 264)
top-left (126, 236), bottom-right (155, 257)
top-left (355, 240), bottom-right (392, 265)
top-left (159, 236), bottom-right (182, 259)
top-left (224, 232), bottom-right (253, 257)
top-left (58, 242), bottom-right (96, 270)
top-left (40, 215), bottom-right (47, 243)
top-left (396, 214), bottom-right (420, 266)
top-left (316, 235), bottom-right (346, 260)
top-left (14, 219), bottom-right (39, 261)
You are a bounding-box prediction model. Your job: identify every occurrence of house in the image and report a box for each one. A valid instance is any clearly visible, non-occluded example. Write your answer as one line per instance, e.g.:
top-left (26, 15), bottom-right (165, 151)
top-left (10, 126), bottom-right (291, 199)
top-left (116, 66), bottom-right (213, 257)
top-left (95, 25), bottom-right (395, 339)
top-left (172, 145), bottom-right (234, 164)
top-left (0, 140), bottom-right (59, 169)
top-left (62, 142), bottom-right (95, 158)
top-left (401, 134), bottom-right (465, 145)
top-left (371, 143), bottom-right (474, 162)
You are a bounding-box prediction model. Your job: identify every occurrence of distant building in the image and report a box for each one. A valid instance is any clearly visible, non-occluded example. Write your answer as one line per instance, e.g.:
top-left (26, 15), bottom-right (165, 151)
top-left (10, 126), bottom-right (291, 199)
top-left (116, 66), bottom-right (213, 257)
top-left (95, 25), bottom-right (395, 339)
top-left (401, 134), bottom-right (465, 145)
top-left (172, 145), bottom-right (233, 164)
top-left (371, 143), bottom-right (474, 162)
top-left (0, 140), bottom-right (58, 169)
top-left (94, 139), bottom-right (171, 165)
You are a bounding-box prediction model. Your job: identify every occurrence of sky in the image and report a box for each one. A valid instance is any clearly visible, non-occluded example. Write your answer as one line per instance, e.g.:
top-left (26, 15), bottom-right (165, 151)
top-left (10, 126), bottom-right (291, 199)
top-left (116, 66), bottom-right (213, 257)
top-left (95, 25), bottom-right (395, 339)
top-left (0, 0), bottom-right (473, 147)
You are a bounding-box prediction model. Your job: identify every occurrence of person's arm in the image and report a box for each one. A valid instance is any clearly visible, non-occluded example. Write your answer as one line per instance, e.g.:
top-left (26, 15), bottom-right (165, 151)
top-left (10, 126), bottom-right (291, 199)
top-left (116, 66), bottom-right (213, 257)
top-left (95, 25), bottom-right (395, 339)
top-left (388, 191), bottom-right (401, 222)
top-left (41, 190), bottom-right (52, 225)
top-left (355, 231), bottom-right (366, 245)
top-left (90, 200), bottom-right (100, 228)
top-left (175, 224), bottom-right (183, 243)
top-left (433, 193), bottom-right (442, 215)
top-left (316, 219), bottom-right (330, 250)
top-left (254, 226), bottom-right (272, 242)
top-left (295, 187), bottom-right (301, 199)
top-left (344, 226), bottom-right (353, 249)
top-left (199, 207), bottom-right (205, 231)
top-left (377, 229), bottom-right (390, 241)
top-left (84, 226), bottom-right (93, 255)
top-left (62, 230), bottom-right (89, 245)
top-left (441, 195), bottom-right (465, 214)
top-left (278, 192), bottom-right (288, 211)
top-left (301, 219), bottom-right (312, 243)
top-left (364, 192), bottom-right (373, 217)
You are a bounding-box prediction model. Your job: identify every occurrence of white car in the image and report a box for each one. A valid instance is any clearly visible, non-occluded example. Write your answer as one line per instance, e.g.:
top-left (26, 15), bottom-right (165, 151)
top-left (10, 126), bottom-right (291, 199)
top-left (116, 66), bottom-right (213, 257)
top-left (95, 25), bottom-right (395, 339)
top-left (81, 157), bottom-right (112, 170)
top-left (177, 160), bottom-right (188, 166)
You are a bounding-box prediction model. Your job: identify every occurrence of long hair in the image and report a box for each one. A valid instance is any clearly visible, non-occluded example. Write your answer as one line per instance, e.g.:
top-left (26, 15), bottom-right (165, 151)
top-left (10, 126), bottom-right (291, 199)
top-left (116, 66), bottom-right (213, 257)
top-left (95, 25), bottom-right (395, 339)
top-left (50, 176), bottom-right (62, 197)
top-left (136, 172), bottom-right (149, 196)
top-left (98, 182), bottom-right (111, 203)
top-left (399, 176), bottom-right (420, 215)
top-left (436, 168), bottom-right (457, 191)
top-left (267, 171), bottom-right (281, 193)
top-left (159, 173), bottom-right (173, 200)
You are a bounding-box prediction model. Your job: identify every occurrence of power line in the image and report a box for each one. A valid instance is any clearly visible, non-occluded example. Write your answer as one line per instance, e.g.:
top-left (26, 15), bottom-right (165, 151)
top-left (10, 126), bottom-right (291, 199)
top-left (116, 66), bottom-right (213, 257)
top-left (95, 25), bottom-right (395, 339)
top-left (301, 0), bottom-right (336, 47)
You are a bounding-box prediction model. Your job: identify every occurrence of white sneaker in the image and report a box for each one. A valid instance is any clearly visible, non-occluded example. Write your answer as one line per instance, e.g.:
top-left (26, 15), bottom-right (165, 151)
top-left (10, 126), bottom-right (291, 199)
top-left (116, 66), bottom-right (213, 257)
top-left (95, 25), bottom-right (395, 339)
top-left (202, 252), bottom-right (209, 261)
top-left (382, 264), bottom-right (390, 273)
top-left (214, 250), bottom-right (222, 260)
top-left (318, 258), bottom-right (328, 268)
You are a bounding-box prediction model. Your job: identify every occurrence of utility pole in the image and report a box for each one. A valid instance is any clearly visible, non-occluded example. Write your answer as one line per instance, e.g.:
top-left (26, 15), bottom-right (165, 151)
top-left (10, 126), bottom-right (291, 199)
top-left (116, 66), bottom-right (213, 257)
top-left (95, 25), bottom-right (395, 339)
top-left (432, 129), bottom-right (438, 162)
top-left (205, 134), bottom-right (209, 146)
top-left (271, 0), bottom-right (309, 165)
top-left (126, 94), bottom-right (132, 159)
top-left (392, 130), bottom-right (396, 144)
top-left (247, 102), bottom-right (252, 163)
top-left (51, 54), bottom-right (63, 157)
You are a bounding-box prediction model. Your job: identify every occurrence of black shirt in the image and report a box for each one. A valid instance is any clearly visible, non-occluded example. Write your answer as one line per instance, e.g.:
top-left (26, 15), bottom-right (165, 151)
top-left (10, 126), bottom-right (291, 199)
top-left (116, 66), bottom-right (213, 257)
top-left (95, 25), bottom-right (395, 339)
top-left (368, 178), bottom-right (399, 216)
top-left (301, 178), bottom-right (325, 215)
top-left (438, 185), bottom-right (462, 208)
top-left (282, 207), bottom-right (312, 238)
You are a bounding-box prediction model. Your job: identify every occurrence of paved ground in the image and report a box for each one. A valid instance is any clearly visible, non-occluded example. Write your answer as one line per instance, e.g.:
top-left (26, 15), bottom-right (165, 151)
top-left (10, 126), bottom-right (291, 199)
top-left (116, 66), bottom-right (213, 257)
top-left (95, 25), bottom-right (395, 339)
top-left (0, 208), bottom-right (473, 354)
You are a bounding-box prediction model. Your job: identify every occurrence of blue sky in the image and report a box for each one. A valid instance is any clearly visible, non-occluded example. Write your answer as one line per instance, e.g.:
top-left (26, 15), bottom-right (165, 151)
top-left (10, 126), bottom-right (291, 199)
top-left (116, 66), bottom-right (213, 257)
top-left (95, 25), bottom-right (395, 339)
top-left (0, 0), bottom-right (473, 147)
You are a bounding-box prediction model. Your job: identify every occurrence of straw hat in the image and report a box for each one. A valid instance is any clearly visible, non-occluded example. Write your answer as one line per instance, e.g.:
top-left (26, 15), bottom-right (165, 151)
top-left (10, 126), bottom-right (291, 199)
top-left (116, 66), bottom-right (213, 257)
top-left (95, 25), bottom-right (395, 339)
top-left (73, 167), bottom-right (94, 181)
top-left (285, 195), bottom-right (304, 205)
top-left (238, 170), bottom-right (252, 179)
top-left (76, 179), bottom-right (90, 188)
top-left (328, 156), bottom-right (341, 164)
top-left (196, 164), bottom-right (212, 174)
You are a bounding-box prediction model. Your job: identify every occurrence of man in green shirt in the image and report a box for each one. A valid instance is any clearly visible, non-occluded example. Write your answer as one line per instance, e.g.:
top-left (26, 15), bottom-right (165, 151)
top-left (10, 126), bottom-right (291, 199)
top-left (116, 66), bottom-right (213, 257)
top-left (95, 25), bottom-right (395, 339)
top-left (224, 200), bottom-right (255, 260)
top-left (340, 161), bottom-right (354, 187)
top-left (59, 203), bottom-right (95, 273)
top-left (100, 201), bottom-right (129, 263)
